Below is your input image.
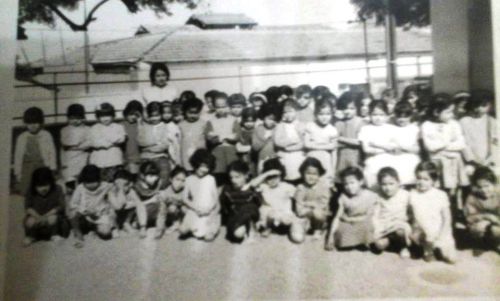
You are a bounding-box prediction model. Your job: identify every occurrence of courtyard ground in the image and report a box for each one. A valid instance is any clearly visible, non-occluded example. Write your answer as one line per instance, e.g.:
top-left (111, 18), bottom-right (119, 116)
top-left (4, 195), bottom-right (500, 301)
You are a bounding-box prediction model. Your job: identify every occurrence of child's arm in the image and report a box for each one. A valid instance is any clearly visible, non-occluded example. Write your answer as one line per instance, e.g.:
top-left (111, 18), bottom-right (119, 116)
top-left (243, 169), bottom-right (282, 191)
top-left (421, 122), bottom-right (447, 153)
top-left (325, 202), bottom-right (344, 251)
top-left (251, 127), bottom-right (268, 152)
top-left (273, 124), bottom-right (292, 149)
top-left (294, 186), bottom-right (308, 217)
top-left (13, 133), bottom-right (27, 182)
top-left (337, 136), bottom-right (361, 147)
top-left (304, 129), bottom-right (337, 151)
top-left (444, 122), bottom-right (466, 152)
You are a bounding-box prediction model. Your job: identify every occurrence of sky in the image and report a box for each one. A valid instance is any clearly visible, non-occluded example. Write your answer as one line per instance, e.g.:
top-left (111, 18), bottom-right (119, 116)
top-left (19, 0), bottom-right (358, 62)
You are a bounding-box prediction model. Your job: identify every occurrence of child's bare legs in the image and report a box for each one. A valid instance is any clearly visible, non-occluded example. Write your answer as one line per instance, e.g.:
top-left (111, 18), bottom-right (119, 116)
top-left (233, 225), bottom-right (247, 241)
top-left (311, 209), bottom-right (328, 240)
top-left (289, 220), bottom-right (306, 244)
top-left (96, 223), bottom-right (113, 239)
top-left (373, 229), bottom-right (409, 258)
top-left (70, 214), bottom-right (85, 248)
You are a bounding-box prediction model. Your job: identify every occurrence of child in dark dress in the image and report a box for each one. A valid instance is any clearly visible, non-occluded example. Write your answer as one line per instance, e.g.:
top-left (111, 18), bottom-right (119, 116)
top-left (220, 161), bottom-right (261, 243)
top-left (23, 167), bottom-right (66, 246)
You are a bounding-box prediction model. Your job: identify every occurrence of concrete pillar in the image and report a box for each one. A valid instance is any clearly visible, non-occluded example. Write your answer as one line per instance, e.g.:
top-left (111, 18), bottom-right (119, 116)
top-left (0, 0), bottom-right (18, 297)
top-left (469, 0), bottom-right (494, 90)
top-left (491, 1), bottom-right (500, 174)
top-left (431, 0), bottom-right (470, 93)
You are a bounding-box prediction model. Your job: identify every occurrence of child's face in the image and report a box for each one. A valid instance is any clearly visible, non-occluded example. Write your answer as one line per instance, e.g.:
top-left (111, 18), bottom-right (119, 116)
top-left (84, 181), bottom-right (100, 191)
top-left (98, 116), bottom-right (113, 126)
top-left (385, 99), bottom-right (397, 115)
top-left (195, 163), bottom-right (210, 178)
top-left (370, 107), bottom-right (388, 126)
top-left (154, 70), bottom-right (168, 87)
top-left (26, 123), bottom-right (42, 134)
top-left (281, 106), bottom-right (297, 123)
top-left (407, 92), bottom-right (419, 105)
top-left (379, 176), bottom-right (400, 198)
top-left (316, 107), bottom-right (332, 126)
top-left (171, 172), bottom-right (186, 192)
top-left (204, 97), bottom-right (214, 111)
top-left (230, 104), bottom-right (244, 117)
top-left (185, 107), bottom-right (201, 122)
top-left (476, 179), bottom-right (495, 199)
top-left (143, 174), bottom-right (160, 187)
top-left (229, 170), bottom-right (247, 189)
top-left (162, 106), bottom-right (173, 122)
top-left (454, 100), bottom-right (467, 118)
top-left (343, 175), bottom-right (363, 196)
top-left (252, 100), bottom-right (263, 112)
top-left (148, 112), bottom-right (162, 125)
top-left (277, 94), bottom-right (288, 103)
top-left (475, 104), bottom-right (490, 116)
top-left (214, 98), bottom-right (229, 116)
top-left (303, 166), bottom-right (321, 187)
top-left (173, 108), bottom-right (184, 123)
top-left (263, 115), bottom-right (277, 129)
top-left (242, 119), bottom-right (256, 130)
top-left (359, 98), bottom-right (371, 117)
top-left (415, 171), bottom-right (434, 192)
top-left (342, 103), bottom-right (357, 120)
top-left (297, 93), bottom-right (312, 108)
top-left (265, 174), bottom-right (281, 188)
top-left (35, 184), bottom-right (51, 197)
top-left (68, 117), bottom-right (84, 127)
top-left (395, 116), bottom-right (411, 127)
top-left (436, 105), bottom-right (455, 123)
top-left (125, 113), bottom-right (140, 124)
top-left (115, 178), bottom-right (131, 192)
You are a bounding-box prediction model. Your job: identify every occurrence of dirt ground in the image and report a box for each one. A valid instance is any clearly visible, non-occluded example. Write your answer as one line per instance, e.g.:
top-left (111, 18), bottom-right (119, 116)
top-left (5, 195), bottom-right (500, 301)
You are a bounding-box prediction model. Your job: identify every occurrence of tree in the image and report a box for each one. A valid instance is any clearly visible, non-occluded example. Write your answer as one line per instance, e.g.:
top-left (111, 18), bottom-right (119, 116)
top-left (351, 0), bottom-right (430, 28)
top-left (18, 0), bottom-right (199, 32)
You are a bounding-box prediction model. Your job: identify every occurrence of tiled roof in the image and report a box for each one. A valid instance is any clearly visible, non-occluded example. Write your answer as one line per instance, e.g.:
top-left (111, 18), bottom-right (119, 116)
top-left (31, 24), bottom-right (431, 71)
top-left (187, 13), bottom-right (257, 26)
top-left (143, 26), bottom-right (431, 63)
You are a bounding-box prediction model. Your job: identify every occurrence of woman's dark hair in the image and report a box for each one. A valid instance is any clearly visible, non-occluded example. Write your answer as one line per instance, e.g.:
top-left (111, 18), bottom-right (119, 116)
top-left (427, 93), bottom-right (454, 121)
top-left (415, 161), bottom-right (440, 181)
top-left (228, 93), bottom-right (247, 107)
top-left (354, 93), bottom-right (373, 115)
top-left (369, 99), bottom-right (389, 115)
top-left (67, 104), bottom-right (86, 119)
top-left (241, 107), bottom-right (257, 123)
top-left (314, 99), bottom-right (333, 115)
top-left (189, 148), bottom-right (216, 171)
top-left (227, 160), bottom-right (250, 175)
top-left (95, 103), bottom-right (115, 118)
top-left (262, 158), bottom-right (286, 179)
top-left (180, 90), bottom-right (196, 102)
top-left (170, 166), bottom-right (187, 179)
top-left (123, 100), bottom-right (144, 118)
top-left (337, 92), bottom-right (356, 110)
top-left (295, 84), bottom-right (312, 99)
top-left (146, 101), bottom-right (163, 117)
top-left (339, 166), bottom-right (364, 181)
top-left (182, 97), bottom-right (204, 113)
top-left (79, 165), bottom-right (101, 184)
top-left (149, 63), bottom-right (170, 85)
top-left (377, 167), bottom-right (400, 183)
top-left (299, 157), bottom-right (326, 178)
top-left (393, 100), bottom-right (414, 118)
top-left (257, 103), bottom-right (279, 120)
top-left (30, 167), bottom-right (55, 195)
top-left (471, 166), bottom-right (497, 185)
top-left (23, 107), bottom-right (44, 124)
top-left (139, 161), bottom-right (160, 176)
top-left (312, 85), bottom-right (331, 101)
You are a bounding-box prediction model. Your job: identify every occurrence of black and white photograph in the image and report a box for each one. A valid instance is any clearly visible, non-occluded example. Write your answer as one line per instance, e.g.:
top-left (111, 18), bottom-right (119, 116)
top-left (0, 0), bottom-right (499, 300)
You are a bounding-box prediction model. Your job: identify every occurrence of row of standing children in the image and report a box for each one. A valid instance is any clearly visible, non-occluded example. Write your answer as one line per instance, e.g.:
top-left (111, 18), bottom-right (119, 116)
top-left (16, 82), bottom-right (499, 261)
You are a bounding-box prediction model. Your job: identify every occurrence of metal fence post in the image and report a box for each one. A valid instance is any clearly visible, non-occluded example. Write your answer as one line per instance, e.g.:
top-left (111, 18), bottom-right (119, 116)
top-left (53, 72), bottom-right (58, 123)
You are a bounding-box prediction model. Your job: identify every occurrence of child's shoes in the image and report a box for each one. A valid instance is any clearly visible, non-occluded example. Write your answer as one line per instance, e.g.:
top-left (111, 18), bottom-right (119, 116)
top-left (50, 235), bottom-right (63, 242)
top-left (399, 248), bottom-right (410, 259)
top-left (139, 227), bottom-right (147, 239)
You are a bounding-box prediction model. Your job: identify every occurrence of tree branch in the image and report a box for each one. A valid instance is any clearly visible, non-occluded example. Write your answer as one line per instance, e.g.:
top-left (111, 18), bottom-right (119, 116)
top-left (44, 0), bottom-right (110, 31)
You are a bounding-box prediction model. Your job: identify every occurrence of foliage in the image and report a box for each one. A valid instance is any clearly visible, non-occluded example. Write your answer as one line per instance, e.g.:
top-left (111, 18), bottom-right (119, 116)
top-left (351, 0), bottom-right (430, 28)
top-left (18, 0), bottom-right (199, 31)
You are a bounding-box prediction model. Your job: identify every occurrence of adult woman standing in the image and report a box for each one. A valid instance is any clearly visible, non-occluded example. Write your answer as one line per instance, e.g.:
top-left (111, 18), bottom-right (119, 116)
top-left (141, 63), bottom-right (178, 105)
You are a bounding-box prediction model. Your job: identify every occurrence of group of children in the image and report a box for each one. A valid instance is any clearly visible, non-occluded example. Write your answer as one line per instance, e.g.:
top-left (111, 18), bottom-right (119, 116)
top-left (16, 79), bottom-right (499, 263)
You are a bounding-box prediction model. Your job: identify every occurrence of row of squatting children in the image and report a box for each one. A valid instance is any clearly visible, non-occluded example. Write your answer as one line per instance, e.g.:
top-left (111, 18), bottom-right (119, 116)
top-left (24, 148), bottom-right (500, 264)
